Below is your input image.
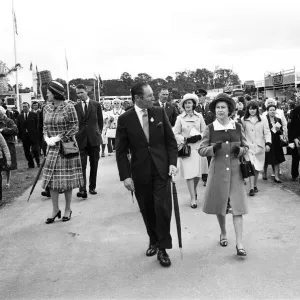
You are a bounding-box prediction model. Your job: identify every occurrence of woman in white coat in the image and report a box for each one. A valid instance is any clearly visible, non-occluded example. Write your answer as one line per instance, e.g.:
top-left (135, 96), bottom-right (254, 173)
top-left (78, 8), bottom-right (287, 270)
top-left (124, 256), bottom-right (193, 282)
top-left (173, 93), bottom-right (207, 208)
top-left (106, 99), bottom-right (125, 155)
top-left (241, 101), bottom-right (271, 196)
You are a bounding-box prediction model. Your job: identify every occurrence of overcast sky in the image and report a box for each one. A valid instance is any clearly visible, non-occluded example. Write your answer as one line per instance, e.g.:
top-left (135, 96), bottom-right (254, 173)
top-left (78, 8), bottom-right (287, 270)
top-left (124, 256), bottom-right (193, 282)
top-left (1, 0), bottom-right (300, 88)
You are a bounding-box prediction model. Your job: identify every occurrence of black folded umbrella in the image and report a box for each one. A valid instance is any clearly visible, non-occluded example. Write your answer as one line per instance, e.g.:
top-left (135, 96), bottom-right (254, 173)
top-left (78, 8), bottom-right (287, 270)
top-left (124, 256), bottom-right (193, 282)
top-left (27, 150), bottom-right (48, 202)
top-left (170, 175), bottom-right (183, 259)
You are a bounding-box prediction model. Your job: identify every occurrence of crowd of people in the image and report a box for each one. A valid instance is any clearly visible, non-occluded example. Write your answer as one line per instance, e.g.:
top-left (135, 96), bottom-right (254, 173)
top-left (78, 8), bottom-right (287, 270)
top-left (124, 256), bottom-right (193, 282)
top-left (1, 80), bottom-right (300, 268)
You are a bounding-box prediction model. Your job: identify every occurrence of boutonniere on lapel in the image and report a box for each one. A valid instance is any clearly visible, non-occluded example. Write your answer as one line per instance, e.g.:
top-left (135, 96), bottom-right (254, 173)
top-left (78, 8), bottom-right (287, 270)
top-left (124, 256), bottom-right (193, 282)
top-left (150, 117), bottom-right (154, 123)
top-left (156, 122), bottom-right (163, 127)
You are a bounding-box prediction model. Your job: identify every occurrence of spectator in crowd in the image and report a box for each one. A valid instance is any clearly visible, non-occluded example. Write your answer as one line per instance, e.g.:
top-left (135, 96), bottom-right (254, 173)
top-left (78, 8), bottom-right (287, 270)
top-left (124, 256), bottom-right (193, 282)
top-left (153, 87), bottom-right (178, 126)
top-left (173, 93), bottom-right (207, 208)
top-left (12, 106), bottom-right (20, 119)
top-left (42, 81), bottom-right (83, 223)
top-left (75, 84), bottom-right (103, 198)
top-left (31, 101), bottom-right (40, 113)
top-left (199, 93), bottom-right (249, 257)
top-left (288, 96), bottom-right (300, 181)
top-left (194, 88), bottom-right (207, 113)
top-left (101, 100), bottom-right (112, 157)
top-left (2, 104), bottom-right (15, 123)
top-left (263, 104), bottom-right (285, 183)
top-left (241, 101), bottom-right (271, 195)
top-left (0, 132), bottom-right (11, 206)
top-left (16, 102), bottom-right (40, 168)
top-left (0, 106), bottom-right (18, 189)
top-left (106, 99), bottom-right (124, 156)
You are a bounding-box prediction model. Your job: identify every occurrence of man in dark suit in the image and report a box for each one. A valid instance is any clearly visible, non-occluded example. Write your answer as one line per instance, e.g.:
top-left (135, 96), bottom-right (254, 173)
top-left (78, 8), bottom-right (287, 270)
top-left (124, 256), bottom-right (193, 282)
top-left (116, 82), bottom-right (178, 267)
top-left (17, 102), bottom-right (40, 168)
top-left (74, 84), bottom-right (103, 198)
top-left (153, 87), bottom-right (178, 126)
top-left (288, 97), bottom-right (300, 181)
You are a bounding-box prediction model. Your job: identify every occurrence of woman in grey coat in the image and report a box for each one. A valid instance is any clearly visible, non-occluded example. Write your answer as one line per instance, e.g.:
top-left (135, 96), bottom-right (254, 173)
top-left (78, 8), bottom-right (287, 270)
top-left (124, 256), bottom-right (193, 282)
top-left (199, 93), bottom-right (249, 256)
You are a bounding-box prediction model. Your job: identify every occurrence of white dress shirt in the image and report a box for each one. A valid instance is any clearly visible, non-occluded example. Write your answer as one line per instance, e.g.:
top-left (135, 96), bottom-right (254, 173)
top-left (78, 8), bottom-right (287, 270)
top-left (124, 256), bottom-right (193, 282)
top-left (82, 97), bottom-right (90, 111)
top-left (158, 100), bottom-right (166, 108)
top-left (134, 104), bottom-right (146, 128)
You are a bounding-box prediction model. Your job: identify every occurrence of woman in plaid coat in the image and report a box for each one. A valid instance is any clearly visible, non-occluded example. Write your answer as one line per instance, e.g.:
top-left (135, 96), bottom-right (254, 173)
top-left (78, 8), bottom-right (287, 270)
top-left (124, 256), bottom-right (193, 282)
top-left (42, 81), bottom-right (83, 224)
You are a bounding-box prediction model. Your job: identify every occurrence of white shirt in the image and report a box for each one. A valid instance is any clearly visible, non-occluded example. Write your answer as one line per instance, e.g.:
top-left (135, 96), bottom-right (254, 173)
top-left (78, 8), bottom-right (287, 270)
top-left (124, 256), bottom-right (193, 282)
top-left (134, 105), bottom-right (146, 128)
top-left (82, 97), bottom-right (90, 111)
top-left (158, 100), bottom-right (166, 108)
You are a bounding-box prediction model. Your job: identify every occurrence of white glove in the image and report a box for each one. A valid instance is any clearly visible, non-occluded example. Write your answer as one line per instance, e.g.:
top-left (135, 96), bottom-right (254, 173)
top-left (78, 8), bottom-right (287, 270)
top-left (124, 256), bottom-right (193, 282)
top-left (44, 136), bottom-right (57, 146)
top-left (51, 136), bottom-right (61, 143)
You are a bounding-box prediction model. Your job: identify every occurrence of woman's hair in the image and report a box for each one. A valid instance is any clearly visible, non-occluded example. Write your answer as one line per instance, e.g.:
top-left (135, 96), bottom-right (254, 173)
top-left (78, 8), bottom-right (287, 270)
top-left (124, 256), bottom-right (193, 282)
top-left (244, 100), bottom-right (261, 121)
top-left (183, 100), bottom-right (196, 111)
top-left (49, 89), bottom-right (65, 101)
top-left (267, 104), bottom-right (277, 111)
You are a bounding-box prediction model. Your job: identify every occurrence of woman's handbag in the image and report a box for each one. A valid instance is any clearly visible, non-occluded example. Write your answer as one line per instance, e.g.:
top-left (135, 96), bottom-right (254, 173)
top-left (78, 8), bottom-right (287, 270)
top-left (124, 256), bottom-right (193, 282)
top-left (178, 141), bottom-right (191, 158)
top-left (240, 156), bottom-right (255, 179)
top-left (280, 135), bottom-right (289, 147)
top-left (61, 137), bottom-right (79, 157)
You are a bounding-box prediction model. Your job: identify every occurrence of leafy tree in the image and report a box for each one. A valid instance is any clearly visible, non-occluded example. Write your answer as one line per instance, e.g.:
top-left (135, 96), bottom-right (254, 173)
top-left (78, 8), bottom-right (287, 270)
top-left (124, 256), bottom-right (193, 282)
top-left (134, 73), bottom-right (152, 83)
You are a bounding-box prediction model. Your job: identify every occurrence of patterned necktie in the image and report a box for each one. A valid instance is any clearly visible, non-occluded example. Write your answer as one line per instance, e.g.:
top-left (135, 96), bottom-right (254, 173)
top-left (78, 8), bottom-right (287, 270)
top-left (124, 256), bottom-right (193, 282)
top-left (142, 109), bottom-right (149, 142)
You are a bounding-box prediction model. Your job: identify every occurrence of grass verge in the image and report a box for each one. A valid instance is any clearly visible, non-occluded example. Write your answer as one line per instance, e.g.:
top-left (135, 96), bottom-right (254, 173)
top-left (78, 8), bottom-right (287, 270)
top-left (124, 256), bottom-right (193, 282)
top-left (0, 143), bottom-right (41, 207)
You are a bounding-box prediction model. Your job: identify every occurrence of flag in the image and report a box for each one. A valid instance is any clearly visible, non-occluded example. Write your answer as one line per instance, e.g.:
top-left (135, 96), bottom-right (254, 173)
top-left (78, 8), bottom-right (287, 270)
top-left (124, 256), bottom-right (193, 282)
top-left (95, 74), bottom-right (103, 88)
top-left (13, 11), bottom-right (18, 35)
top-left (65, 50), bottom-right (68, 71)
top-left (29, 62), bottom-right (32, 71)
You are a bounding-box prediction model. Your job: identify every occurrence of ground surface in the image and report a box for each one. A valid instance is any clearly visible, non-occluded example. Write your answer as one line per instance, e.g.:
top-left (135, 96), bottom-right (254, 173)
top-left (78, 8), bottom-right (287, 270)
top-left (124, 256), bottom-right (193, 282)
top-left (0, 154), bottom-right (300, 300)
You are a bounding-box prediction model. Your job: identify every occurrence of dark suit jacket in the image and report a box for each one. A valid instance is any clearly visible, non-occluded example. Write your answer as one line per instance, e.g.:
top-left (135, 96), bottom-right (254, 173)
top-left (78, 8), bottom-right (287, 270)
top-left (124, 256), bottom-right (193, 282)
top-left (116, 106), bottom-right (178, 184)
top-left (153, 101), bottom-right (178, 126)
top-left (195, 103), bottom-right (215, 125)
top-left (74, 100), bottom-right (103, 148)
top-left (289, 106), bottom-right (300, 142)
top-left (16, 111), bottom-right (39, 142)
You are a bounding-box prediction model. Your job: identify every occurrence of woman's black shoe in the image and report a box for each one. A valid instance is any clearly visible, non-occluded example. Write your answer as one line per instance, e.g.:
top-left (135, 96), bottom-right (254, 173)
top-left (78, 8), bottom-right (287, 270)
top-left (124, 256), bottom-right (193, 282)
top-left (45, 210), bottom-right (61, 224)
top-left (157, 249), bottom-right (171, 267)
top-left (249, 189), bottom-right (255, 196)
top-left (62, 211), bottom-right (72, 222)
top-left (274, 178), bottom-right (282, 183)
top-left (236, 245), bottom-right (247, 256)
top-left (254, 186), bottom-right (258, 193)
top-left (220, 234), bottom-right (228, 247)
top-left (190, 203), bottom-right (197, 209)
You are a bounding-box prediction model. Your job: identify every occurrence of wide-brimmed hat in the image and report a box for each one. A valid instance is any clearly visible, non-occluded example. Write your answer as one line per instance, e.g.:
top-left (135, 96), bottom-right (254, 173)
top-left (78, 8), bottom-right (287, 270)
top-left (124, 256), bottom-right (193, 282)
top-left (265, 98), bottom-right (277, 108)
top-left (209, 93), bottom-right (236, 113)
top-left (180, 93), bottom-right (199, 108)
top-left (48, 80), bottom-right (66, 97)
top-left (194, 88), bottom-right (207, 96)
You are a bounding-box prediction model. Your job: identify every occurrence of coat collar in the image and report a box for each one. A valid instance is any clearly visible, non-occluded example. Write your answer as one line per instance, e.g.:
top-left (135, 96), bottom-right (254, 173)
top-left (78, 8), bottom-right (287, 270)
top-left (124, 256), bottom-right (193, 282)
top-left (213, 119), bottom-right (236, 131)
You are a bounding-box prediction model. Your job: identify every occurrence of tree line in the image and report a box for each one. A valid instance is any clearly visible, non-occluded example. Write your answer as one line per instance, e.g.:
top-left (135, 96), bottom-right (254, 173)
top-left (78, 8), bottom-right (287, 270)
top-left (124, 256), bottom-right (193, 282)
top-left (38, 67), bottom-right (241, 101)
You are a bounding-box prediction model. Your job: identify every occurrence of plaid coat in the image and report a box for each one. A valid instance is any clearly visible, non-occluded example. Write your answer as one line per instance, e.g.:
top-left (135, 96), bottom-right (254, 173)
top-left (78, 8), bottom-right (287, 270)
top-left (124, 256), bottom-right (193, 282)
top-left (42, 102), bottom-right (84, 191)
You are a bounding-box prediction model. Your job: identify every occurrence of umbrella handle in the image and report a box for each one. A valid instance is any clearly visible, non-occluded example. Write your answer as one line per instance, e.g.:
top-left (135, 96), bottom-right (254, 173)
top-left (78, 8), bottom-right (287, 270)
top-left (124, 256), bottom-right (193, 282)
top-left (171, 175), bottom-right (175, 183)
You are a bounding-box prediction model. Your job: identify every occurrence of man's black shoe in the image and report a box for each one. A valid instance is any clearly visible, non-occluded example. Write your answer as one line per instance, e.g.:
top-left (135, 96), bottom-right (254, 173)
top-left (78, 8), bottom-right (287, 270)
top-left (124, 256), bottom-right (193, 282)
top-left (41, 190), bottom-right (51, 197)
top-left (77, 191), bottom-right (87, 198)
top-left (157, 249), bottom-right (171, 267)
top-left (146, 244), bottom-right (158, 257)
top-left (89, 189), bottom-right (97, 195)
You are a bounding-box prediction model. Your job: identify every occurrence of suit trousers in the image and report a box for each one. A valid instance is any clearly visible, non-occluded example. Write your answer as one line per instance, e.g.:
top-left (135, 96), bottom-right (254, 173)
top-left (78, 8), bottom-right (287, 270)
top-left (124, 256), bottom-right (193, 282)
top-left (291, 148), bottom-right (300, 179)
top-left (134, 159), bottom-right (172, 249)
top-left (22, 133), bottom-right (40, 167)
top-left (79, 141), bottom-right (100, 191)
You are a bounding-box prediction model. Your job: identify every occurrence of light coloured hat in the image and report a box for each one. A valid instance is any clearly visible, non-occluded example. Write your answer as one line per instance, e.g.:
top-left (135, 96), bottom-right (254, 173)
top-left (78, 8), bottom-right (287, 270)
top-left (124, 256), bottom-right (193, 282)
top-left (113, 98), bottom-right (121, 104)
top-left (180, 93), bottom-right (199, 108)
top-left (265, 98), bottom-right (277, 107)
top-left (0, 106), bottom-right (6, 114)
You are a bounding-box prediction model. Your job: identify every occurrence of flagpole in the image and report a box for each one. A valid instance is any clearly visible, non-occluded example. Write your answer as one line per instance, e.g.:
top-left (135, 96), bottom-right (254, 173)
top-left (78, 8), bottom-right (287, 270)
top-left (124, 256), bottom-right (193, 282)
top-left (12, 0), bottom-right (20, 111)
top-left (65, 49), bottom-right (70, 100)
top-left (97, 77), bottom-right (100, 102)
top-left (94, 79), bottom-right (96, 100)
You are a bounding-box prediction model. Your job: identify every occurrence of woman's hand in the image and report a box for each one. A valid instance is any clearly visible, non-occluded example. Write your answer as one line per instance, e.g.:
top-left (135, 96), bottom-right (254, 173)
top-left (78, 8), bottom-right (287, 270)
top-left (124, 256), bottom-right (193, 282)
top-left (6, 160), bottom-right (11, 168)
top-left (265, 145), bottom-right (270, 152)
top-left (233, 145), bottom-right (240, 157)
top-left (213, 141), bottom-right (222, 153)
top-left (186, 135), bottom-right (202, 143)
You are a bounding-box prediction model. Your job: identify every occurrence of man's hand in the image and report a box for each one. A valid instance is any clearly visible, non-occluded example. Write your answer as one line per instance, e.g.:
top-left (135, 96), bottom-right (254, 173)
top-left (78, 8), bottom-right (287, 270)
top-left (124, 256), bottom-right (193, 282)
top-left (169, 165), bottom-right (177, 177)
top-left (124, 178), bottom-right (135, 192)
top-left (294, 138), bottom-right (300, 148)
top-left (265, 145), bottom-right (270, 152)
top-left (6, 160), bottom-right (11, 168)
